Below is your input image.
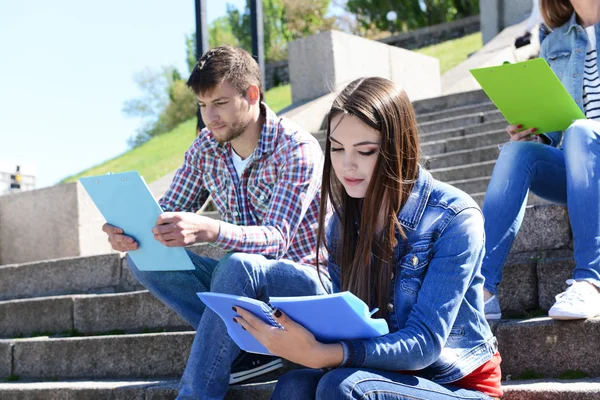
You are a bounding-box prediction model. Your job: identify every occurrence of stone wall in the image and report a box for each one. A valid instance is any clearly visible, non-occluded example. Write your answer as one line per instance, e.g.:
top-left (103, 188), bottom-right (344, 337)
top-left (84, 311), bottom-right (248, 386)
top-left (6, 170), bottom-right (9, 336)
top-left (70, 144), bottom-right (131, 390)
top-left (264, 60), bottom-right (289, 90)
top-left (379, 15), bottom-right (480, 50)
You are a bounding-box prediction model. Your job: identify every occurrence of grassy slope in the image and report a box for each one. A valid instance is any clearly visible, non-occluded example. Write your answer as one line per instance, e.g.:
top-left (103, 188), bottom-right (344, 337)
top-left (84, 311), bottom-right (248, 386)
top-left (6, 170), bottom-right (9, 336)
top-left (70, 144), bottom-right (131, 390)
top-left (63, 32), bottom-right (483, 184)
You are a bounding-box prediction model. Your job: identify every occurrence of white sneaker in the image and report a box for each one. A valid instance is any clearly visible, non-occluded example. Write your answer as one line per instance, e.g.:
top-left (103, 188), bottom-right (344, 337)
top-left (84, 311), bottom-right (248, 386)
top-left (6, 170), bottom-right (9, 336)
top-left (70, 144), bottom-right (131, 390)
top-left (548, 279), bottom-right (600, 320)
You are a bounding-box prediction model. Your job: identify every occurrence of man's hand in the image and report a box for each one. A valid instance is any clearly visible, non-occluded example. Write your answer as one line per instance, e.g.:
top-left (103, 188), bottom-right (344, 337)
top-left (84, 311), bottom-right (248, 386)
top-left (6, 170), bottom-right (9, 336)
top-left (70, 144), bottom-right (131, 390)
top-left (152, 212), bottom-right (220, 247)
top-left (102, 223), bottom-right (138, 252)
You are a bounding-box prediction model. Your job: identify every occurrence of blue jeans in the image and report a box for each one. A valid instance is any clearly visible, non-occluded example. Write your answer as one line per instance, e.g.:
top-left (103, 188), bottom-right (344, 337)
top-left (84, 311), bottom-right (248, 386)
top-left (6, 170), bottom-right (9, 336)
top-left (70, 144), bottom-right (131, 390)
top-left (271, 368), bottom-right (494, 399)
top-left (481, 119), bottom-right (600, 295)
top-left (128, 251), bottom-right (331, 400)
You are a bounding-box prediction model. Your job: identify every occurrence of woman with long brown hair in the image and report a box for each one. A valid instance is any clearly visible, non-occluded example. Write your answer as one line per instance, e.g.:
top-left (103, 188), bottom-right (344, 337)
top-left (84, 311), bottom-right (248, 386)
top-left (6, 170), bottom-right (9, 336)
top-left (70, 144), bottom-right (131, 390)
top-left (234, 77), bottom-right (502, 399)
top-left (482, 0), bottom-right (600, 321)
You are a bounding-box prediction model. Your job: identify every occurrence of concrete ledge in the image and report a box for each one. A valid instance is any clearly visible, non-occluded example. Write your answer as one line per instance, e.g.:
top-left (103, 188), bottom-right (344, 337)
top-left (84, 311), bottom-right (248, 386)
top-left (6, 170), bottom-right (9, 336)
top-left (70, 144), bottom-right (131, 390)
top-left (12, 332), bottom-right (194, 380)
top-left (0, 183), bottom-right (112, 265)
top-left (496, 317), bottom-right (600, 379)
top-left (0, 254), bottom-right (120, 301)
top-left (417, 102), bottom-right (496, 123)
top-left (502, 378), bottom-right (600, 400)
top-left (288, 30), bottom-right (440, 104)
top-left (412, 89), bottom-right (489, 115)
top-left (0, 296), bottom-right (72, 338)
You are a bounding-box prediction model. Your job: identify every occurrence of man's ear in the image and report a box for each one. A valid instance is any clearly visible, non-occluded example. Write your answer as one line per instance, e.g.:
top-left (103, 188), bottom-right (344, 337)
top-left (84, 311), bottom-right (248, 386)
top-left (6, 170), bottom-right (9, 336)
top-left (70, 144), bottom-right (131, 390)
top-left (246, 85), bottom-right (260, 105)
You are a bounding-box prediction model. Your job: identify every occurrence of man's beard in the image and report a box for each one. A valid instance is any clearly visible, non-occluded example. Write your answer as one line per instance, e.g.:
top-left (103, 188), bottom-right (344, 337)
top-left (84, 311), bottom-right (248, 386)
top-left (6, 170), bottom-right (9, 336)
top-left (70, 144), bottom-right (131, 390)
top-left (212, 118), bottom-right (251, 143)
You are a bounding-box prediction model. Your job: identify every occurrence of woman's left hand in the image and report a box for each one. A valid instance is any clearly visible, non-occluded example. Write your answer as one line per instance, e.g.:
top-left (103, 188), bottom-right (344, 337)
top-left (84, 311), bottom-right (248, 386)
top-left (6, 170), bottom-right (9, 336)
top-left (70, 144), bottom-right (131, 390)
top-left (233, 307), bottom-right (343, 369)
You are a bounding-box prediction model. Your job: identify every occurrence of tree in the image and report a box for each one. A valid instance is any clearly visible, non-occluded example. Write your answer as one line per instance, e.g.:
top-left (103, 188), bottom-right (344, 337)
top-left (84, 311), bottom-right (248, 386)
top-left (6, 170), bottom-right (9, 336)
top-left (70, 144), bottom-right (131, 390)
top-left (345, 0), bottom-right (479, 33)
top-left (123, 66), bottom-right (197, 148)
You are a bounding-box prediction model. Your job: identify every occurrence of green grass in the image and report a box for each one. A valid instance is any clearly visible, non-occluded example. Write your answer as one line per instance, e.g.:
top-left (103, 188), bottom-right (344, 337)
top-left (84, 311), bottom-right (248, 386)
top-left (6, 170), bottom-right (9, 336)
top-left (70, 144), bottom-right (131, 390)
top-left (62, 33), bottom-right (482, 183)
top-left (265, 84), bottom-right (291, 113)
top-left (417, 32), bottom-right (483, 74)
top-left (62, 119), bottom-right (197, 184)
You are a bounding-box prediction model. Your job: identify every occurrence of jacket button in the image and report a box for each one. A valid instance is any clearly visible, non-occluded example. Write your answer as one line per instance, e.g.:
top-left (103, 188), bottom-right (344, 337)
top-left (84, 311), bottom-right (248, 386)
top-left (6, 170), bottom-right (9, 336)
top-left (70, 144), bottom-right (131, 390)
top-left (411, 255), bottom-right (419, 266)
top-left (387, 303), bottom-right (394, 312)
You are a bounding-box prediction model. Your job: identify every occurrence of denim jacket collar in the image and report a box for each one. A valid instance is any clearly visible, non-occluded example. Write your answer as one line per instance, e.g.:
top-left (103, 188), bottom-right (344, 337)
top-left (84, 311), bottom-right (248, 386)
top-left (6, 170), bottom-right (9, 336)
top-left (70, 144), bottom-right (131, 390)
top-left (564, 12), bottom-right (580, 35)
top-left (398, 166), bottom-right (433, 230)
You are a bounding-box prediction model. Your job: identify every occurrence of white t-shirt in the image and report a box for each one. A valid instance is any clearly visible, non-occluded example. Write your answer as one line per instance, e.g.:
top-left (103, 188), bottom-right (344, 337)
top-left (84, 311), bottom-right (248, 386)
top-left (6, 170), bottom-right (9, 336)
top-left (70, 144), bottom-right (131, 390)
top-left (230, 148), bottom-right (253, 178)
top-left (583, 26), bottom-right (600, 120)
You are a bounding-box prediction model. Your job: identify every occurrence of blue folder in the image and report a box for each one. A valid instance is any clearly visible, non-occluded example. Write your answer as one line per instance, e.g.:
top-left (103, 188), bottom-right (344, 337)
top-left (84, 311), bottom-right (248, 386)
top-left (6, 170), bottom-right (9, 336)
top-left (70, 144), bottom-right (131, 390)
top-left (198, 291), bottom-right (389, 355)
top-left (79, 171), bottom-right (195, 271)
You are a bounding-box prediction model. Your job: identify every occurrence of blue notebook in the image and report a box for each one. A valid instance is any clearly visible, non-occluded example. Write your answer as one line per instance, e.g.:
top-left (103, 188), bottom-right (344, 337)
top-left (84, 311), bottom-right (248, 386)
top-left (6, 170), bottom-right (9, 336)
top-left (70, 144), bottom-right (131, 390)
top-left (79, 171), bottom-right (195, 271)
top-left (198, 291), bottom-right (389, 355)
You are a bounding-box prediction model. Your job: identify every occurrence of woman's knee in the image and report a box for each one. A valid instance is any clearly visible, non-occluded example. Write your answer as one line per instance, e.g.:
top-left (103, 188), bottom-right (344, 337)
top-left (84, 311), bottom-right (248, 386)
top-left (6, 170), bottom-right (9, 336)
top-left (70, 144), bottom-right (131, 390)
top-left (272, 369), bottom-right (324, 400)
top-left (564, 119), bottom-right (600, 149)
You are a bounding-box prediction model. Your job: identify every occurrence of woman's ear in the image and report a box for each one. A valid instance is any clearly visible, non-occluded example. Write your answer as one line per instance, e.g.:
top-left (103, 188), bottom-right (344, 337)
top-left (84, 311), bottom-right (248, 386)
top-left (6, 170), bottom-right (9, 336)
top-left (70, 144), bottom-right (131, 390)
top-left (246, 85), bottom-right (260, 105)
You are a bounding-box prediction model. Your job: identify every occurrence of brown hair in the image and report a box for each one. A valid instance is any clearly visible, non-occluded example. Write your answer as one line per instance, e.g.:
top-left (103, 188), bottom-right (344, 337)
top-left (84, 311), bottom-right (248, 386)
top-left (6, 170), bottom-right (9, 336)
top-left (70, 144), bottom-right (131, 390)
top-left (187, 45), bottom-right (264, 102)
top-left (540, 0), bottom-right (574, 29)
top-left (316, 77), bottom-right (420, 319)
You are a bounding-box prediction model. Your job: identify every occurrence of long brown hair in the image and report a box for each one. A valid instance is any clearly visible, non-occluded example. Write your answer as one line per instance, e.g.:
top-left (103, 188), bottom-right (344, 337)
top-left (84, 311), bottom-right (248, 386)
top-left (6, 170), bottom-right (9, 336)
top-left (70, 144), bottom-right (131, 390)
top-left (540, 0), bottom-right (574, 29)
top-left (316, 77), bottom-right (420, 319)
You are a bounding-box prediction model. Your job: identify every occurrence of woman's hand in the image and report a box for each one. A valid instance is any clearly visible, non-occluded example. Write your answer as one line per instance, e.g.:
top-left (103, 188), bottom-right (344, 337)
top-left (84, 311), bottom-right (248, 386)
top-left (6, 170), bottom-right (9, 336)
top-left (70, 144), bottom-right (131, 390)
top-left (233, 307), bottom-right (344, 369)
top-left (506, 124), bottom-right (546, 144)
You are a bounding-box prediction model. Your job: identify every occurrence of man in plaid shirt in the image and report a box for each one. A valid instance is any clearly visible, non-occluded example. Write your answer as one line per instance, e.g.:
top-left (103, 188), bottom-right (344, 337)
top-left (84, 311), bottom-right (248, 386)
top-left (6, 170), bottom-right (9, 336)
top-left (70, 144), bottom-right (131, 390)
top-left (102, 46), bottom-right (330, 399)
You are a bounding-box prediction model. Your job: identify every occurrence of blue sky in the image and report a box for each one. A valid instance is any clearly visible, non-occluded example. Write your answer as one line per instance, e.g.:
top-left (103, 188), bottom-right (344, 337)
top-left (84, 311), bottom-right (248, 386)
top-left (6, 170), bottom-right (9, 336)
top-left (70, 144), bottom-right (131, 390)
top-left (0, 0), bottom-right (249, 188)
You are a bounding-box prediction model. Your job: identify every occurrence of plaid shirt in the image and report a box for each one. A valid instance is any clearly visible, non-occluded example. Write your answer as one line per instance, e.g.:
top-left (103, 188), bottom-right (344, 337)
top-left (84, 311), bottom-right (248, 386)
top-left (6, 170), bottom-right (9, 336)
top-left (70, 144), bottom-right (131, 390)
top-left (159, 104), bottom-right (323, 267)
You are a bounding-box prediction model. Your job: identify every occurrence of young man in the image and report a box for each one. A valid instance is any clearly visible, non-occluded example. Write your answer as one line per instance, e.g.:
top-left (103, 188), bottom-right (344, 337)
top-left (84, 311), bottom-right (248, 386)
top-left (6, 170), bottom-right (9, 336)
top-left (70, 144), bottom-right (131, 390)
top-left (102, 46), bottom-right (326, 399)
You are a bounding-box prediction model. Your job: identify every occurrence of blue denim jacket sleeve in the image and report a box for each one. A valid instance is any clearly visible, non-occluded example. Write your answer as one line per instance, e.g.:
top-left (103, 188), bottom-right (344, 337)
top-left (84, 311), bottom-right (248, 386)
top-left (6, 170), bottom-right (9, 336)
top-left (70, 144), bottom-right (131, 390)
top-left (339, 207), bottom-right (486, 371)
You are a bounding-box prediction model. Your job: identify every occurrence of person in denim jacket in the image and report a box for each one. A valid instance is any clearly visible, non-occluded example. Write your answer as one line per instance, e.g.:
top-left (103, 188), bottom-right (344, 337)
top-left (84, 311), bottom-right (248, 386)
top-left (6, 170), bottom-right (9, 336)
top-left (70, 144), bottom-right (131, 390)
top-left (234, 77), bottom-right (503, 399)
top-left (482, 0), bottom-right (600, 320)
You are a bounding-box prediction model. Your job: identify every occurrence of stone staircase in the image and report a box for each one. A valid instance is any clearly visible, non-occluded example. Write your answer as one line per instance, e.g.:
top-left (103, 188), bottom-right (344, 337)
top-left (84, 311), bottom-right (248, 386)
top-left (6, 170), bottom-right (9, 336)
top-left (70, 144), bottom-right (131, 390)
top-left (1, 90), bottom-right (599, 399)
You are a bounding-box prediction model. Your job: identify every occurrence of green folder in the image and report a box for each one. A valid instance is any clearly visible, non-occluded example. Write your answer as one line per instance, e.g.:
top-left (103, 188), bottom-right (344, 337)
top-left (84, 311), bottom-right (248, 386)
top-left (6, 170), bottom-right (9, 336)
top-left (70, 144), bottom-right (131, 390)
top-left (470, 58), bottom-right (585, 133)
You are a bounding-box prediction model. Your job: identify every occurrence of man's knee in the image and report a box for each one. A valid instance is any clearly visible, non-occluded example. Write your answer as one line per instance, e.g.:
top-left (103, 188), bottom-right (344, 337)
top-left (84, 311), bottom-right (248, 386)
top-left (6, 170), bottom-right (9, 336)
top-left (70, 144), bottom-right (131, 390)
top-left (211, 252), bottom-right (267, 290)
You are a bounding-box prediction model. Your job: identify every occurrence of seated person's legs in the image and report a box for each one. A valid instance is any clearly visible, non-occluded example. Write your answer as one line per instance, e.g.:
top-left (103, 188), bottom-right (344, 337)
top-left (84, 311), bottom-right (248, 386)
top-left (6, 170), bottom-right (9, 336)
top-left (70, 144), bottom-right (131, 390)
top-left (549, 120), bottom-right (600, 319)
top-left (274, 368), bottom-right (493, 400)
top-left (127, 250), bottom-right (218, 328)
top-left (482, 141), bottom-right (566, 318)
top-left (178, 252), bottom-right (331, 399)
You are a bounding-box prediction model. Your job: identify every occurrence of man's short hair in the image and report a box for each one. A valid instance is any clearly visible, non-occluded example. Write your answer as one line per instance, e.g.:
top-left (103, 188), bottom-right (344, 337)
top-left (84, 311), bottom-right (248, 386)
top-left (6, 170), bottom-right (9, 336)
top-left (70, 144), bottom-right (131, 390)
top-left (187, 46), bottom-right (264, 103)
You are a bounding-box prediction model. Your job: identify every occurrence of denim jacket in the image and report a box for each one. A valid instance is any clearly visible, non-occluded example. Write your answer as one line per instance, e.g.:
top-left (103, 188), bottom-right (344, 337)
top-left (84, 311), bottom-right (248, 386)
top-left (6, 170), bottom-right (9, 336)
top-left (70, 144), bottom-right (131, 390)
top-left (326, 167), bottom-right (497, 383)
top-left (540, 13), bottom-right (600, 147)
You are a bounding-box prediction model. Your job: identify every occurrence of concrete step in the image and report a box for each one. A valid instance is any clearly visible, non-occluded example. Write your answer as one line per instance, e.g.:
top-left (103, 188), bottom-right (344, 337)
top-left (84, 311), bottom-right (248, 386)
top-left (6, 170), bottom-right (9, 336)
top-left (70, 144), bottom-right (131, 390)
top-left (1, 378), bottom-right (598, 400)
top-left (416, 101), bottom-right (497, 123)
top-left (422, 129), bottom-right (505, 156)
top-left (424, 144), bottom-right (500, 170)
top-left (412, 89), bottom-right (490, 115)
top-left (431, 160), bottom-right (496, 183)
top-left (419, 118), bottom-right (507, 143)
top-left (0, 290), bottom-right (187, 338)
top-left (502, 378), bottom-right (600, 400)
top-left (1, 316), bottom-right (597, 383)
top-left (418, 109), bottom-right (502, 135)
top-left (493, 317), bottom-right (600, 380)
top-left (448, 176), bottom-right (491, 194)
top-left (0, 379), bottom-right (274, 400)
top-left (0, 243), bottom-right (225, 302)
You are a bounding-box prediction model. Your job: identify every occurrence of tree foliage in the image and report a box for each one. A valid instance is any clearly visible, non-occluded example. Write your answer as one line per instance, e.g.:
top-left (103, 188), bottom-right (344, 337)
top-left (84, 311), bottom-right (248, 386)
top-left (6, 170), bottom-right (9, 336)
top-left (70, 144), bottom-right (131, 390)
top-left (346, 0), bottom-right (479, 33)
top-left (123, 66), bottom-right (196, 148)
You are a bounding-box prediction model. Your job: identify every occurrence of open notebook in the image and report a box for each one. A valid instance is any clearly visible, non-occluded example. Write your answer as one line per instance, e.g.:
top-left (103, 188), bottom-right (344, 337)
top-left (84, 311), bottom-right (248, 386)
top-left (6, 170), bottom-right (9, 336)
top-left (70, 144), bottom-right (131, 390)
top-left (79, 171), bottom-right (195, 271)
top-left (198, 291), bottom-right (389, 355)
top-left (470, 58), bottom-right (586, 133)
